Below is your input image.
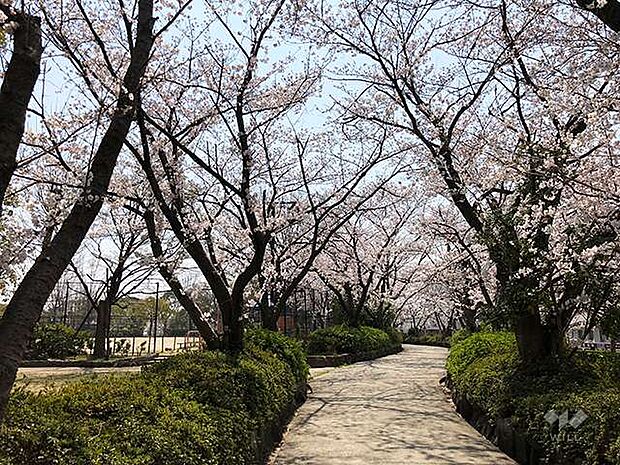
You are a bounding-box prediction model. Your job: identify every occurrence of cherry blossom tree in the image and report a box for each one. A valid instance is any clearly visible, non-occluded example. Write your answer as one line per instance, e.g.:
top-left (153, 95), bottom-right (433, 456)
top-left (69, 208), bottom-right (154, 358)
top-left (0, 0), bottom-right (157, 419)
top-left (303, 0), bottom-right (620, 362)
top-left (254, 127), bottom-right (410, 330)
top-left (312, 187), bottom-right (422, 328)
top-left (577, 0), bottom-right (620, 31)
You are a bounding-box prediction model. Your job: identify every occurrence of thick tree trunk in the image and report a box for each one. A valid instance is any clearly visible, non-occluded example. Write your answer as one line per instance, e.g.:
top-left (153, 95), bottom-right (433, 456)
top-left (93, 301), bottom-right (111, 359)
top-left (223, 299), bottom-right (245, 353)
top-left (576, 0), bottom-right (620, 32)
top-left (0, 0), bottom-right (154, 421)
top-left (514, 304), bottom-right (565, 364)
top-left (0, 12), bottom-right (42, 215)
top-left (514, 312), bottom-right (546, 363)
top-left (461, 306), bottom-right (478, 332)
top-left (493, 254), bottom-right (562, 363)
top-left (261, 314), bottom-right (278, 331)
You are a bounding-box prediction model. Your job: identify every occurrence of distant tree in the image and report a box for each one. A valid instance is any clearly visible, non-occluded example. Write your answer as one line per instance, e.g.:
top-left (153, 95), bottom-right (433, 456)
top-left (70, 208), bottom-right (153, 358)
top-left (110, 297), bottom-right (151, 337)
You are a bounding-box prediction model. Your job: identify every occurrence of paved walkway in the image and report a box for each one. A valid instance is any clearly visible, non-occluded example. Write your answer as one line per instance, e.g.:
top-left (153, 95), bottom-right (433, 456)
top-left (272, 345), bottom-right (516, 465)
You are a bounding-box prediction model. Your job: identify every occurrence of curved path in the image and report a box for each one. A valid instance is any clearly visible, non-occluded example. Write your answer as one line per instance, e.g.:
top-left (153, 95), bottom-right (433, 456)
top-left (272, 345), bottom-right (516, 465)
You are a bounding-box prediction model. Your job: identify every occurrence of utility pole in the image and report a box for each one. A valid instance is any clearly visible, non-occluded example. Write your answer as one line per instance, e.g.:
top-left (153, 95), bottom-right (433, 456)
top-left (153, 282), bottom-right (160, 353)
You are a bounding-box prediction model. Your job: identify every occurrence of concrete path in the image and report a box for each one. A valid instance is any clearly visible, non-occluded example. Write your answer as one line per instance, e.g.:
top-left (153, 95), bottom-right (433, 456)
top-left (272, 345), bottom-right (516, 465)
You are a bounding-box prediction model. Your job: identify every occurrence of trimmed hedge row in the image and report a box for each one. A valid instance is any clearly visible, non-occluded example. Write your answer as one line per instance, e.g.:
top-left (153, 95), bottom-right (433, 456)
top-left (0, 329), bottom-right (308, 465)
top-left (447, 331), bottom-right (620, 465)
top-left (305, 325), bottom-right (401, 355)
top-left (404, 334), bottom-right (451, 348)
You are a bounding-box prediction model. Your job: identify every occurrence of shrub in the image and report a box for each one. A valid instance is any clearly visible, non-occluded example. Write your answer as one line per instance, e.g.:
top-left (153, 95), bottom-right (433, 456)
top-left (25, 323), bottom-right (89, 360)
top-left (1, 376), bottom-right (257, 465)
top-left (575, 351), bottom-right (620, 386)
top-left (446, 330), bottom-right (516, 380)
top-left (384, 327), bottom-right (404, 345)
top-left (0, 330), bottom-right (307, 465)
top-left (244, 328), bottom-right (308, 384)
top-left (305, 325), bottom-right (396, 355)
top-left (404, 333), bottom-right (451, 347)
top-left (448, 331), bottom-right (620, 465)
top-left (450, 328), bottom-right (472, 347)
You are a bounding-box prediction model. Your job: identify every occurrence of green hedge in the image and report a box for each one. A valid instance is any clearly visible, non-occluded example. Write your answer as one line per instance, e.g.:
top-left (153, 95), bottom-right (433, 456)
top-left (25, 323), bottom-right (89, 360)
top-left (305, 325), bottom-right (399, 355)
top-left (0, 329), bottom-right (308, 465)
top-left (447, 331), bottom-right (620, 464)
top-left (404, 334), bottom-right (451, 348)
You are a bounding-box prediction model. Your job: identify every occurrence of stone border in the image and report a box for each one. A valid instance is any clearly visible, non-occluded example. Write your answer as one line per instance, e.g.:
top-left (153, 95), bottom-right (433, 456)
top-left (21, 354), bottom-right (158, 368)
top-left (446, 379), bottom-right (542, 465)
top-left (307, 344), bottom-right (403, 368)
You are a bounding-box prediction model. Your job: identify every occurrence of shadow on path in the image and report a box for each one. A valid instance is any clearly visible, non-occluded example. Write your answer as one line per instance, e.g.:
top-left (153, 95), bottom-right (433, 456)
top-left (271, 345), bottom-right (516, 465)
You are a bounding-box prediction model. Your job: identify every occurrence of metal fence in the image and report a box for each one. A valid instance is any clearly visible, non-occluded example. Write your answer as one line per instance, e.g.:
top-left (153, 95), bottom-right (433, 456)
top-left (40, 280), bottom-right (336, 357)
top-left (248, 288), bottom-right (335, 337)
top-left (40, 280), bottom-right (202, 356)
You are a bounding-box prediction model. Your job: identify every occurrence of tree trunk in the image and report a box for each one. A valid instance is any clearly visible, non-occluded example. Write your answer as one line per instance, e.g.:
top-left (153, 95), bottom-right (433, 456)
top-left (221, 300), bottom-right (244, 353)
top-left (461, 306), bottom-right (478, 332)
top-left (93, 301), bottom-right (111, 359)
top-left (141, 209), bottom-right (219, 349)
top-left (260, 293), bottom-right (278, 331)
top-left (514, 308), bottom-right (565, 364)
top-left (514, 312), bottom-right (546, 363)
top-left (0, 11), bottom-right (42, 215)
top-left (230, 298), bottom-right (245, 352)
top-left (0, 0), bottom-right (154, 421)
top-left (576, 0), bottom-right (620, 32)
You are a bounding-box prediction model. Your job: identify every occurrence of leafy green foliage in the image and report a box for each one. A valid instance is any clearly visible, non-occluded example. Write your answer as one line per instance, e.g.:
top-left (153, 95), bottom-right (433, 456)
top-left (384, 327), bottom-right (404, 345)
top-left (446, 330), bottom-right (516, 380)
top-left (110, 297), bottom-right (155, 337)
top-left (450, 328), bottom-right (472, 347)
top-left (244, 328), bottom-right (308, 384)
top-left (305, 325), bottom-right (396, 355)
top-left (448, 331), bottom-right (620, 464)
top-left (0, 330), bottom-right (307, 465)
top-left (404, 333), bottom-right (451, 347)
top-left (25, 323), bottom-right (89, 360)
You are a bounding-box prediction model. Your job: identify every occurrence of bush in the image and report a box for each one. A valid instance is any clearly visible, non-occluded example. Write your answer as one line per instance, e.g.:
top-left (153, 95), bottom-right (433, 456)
top-left (384, 327), bottom-right (404, 345)
top-left (244, 328), bottom-right (308, 384)
top-left (450, 328), bottom-right (472, 347)
top-left (404, 333), bottom-right (451, 348)
top-left (448, 331), bottom-right (620, 465)
top-left (305, 325), bottom-right (397, 355)
top-left (25, 323), bottom-right (89, 360)
top-left (1, 376), bottom-right (256, 465)
top-left (0, 330), bottom-right (307, 465)
top-left (446, 330), bottom-right (516, 380)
